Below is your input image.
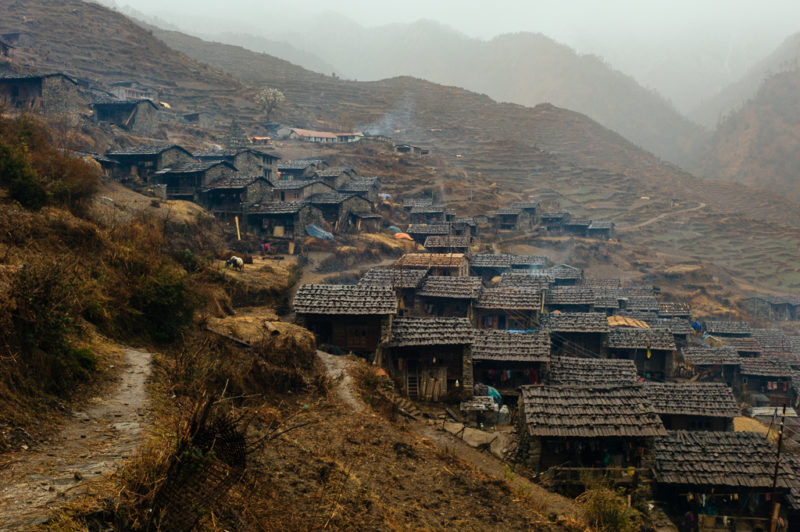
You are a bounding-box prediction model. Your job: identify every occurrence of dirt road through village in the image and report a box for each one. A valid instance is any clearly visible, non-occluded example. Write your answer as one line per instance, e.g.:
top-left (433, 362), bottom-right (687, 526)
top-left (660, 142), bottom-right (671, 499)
top-left (0, 347), bottom-right (151, 530)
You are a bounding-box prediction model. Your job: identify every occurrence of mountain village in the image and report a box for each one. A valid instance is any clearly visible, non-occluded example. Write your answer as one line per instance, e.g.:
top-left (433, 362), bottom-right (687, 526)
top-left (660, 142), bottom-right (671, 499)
top-left (4, 2), bottom-right (800, 531)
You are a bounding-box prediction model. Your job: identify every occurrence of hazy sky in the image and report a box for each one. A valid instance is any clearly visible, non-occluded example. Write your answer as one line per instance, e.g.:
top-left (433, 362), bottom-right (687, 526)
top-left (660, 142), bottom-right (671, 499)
top-left (109, 0), bottom-right (800, 46)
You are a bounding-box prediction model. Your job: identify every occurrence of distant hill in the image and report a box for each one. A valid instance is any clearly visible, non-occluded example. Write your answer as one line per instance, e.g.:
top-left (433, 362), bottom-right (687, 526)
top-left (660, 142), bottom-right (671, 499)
top-left (215, 18), bottom-right (707, 166)
top-left (692, 31), bottom-right (800, 128)
top-left (699, 68), bottom-right (800, 202)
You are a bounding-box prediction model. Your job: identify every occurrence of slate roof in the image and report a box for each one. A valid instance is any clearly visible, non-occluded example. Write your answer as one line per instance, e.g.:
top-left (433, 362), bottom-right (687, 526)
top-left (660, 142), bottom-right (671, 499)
top-left (658, 302), bottom-right (691, 318)
top-left (107, 144), bottom-right (190, 157)
top-left (254, 201), bottom-right (308, 215)
top-left (423, 235), bottom-right (471, 249)
top-left (750, 329), bottom-right (792, 353)
top-left (471, 330), bottom-right (550, 362)
top-left (308, 192), bottom-right (358, 205)
top-left (495, 207), bottom-right (523, 216)
top-left (739, 356), bottom-right (792, 378)
top-left (157, 160), bottom-right (234, 174)
top-left (499, 272), bottom-right (554, 289)
top-left (388, 317), bottom-right (474, 347)
top-left (410, 205), bottom-right (446, 214)
top-left (654, 431), bottom-right (797, 488)
top-left (519, 384), bottom-right (666, 438)
top-left (339, 176), bottom-right (379, 192)
top-left (721, 336), bottom-right (763, 354)
top-left (546, 286), bottom-right (596, 306)
top-left (540, 212), bottom-right (569, 221)
top-left (541, 312), bottom-right (609, 333)
top-left (511, 201), bottom-right (540, 210)
top-left (358, 268), bottom-right (427, 289)
top-left (607, 328), bottom-right (676, 350)
top-left (277, 159), bottom-right (323, 170)
top-left (647, 317), bottom-right (693, 335)
top-left (294, 284), bottom-right (397, 315)
top-left (581, 278), bottom-right (621, 289)
top-left (552, 264), bottom-right (583, 280)
top-left (476, 287), bottom-right (541, 310)
top-left (511, 255), bottom-right (548, 267)
top-left (405, 224), bottom-right (452, 236)
top-left (418, 276), bottom-right (483, 299)
top-left (564, 218), bottom-right (591, 227)
top-left (682, 346), bottom-right (741, 366)
top-left (705, 320), bottom-right (752, 336)
top-left (403, 198), bottom-right (434, 208)
top-left (204, 175), bottom-right (265, 190)
top-left (643, 383), bottom-right (739, 418)
top-left (470, 254), bottom-right (513, 269)
top-left (550, 356), bottom-right (638, 386)
top-left (623, 295), bottom-right (660, 312)
top-left (271, 179), bottom-right (328, 190)
top-left (395, 253), bottom-right (466, 269)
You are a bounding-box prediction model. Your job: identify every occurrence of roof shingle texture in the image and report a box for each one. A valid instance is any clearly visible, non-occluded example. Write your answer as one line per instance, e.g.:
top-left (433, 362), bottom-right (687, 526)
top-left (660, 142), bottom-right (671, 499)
top-left (388, 317), bottom-right (474, 346)
top-left (471, 330), bottom-right (550, 362)
top-left (550, 356), bottom-right (638, 386)
top-left (643, 382), bottom-right (739, 418)
top-left (294, 284), bottom-right (396, 315)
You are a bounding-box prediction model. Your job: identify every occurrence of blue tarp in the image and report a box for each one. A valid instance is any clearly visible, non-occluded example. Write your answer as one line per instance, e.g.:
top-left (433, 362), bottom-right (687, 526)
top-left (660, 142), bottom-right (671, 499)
top-left (306, 224), bottom-right (334, 241)
top-left (487, 386), bottom-right (502, 405)
top-left (387, 225), bottom-right (402, 233)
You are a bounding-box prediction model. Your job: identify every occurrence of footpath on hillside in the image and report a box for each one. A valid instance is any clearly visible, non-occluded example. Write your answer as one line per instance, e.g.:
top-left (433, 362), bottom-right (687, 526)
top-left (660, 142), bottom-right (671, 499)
top-left (0, 347), bottom-right (152, 530)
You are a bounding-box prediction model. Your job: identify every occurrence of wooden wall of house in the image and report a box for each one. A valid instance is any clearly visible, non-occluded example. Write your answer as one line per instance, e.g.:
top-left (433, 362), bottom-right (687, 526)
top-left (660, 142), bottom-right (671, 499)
top-left (419, 297), bottom-right (472, 318)
top-left (550, 332), bottom-right (604, 358)
top-left (611, 348), bottom-right (674, 380)
top-left (659, 414), bottom-right (732, 432)
top-left (303, 314), bottom-right (383, 354)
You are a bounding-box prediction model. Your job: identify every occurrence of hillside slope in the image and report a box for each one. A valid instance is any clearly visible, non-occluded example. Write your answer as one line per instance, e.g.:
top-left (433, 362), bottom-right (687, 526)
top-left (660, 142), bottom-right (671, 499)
top-left (187, 19), bottom-right (708, 166)
top-left (699, 69), bottom-right (800, 203)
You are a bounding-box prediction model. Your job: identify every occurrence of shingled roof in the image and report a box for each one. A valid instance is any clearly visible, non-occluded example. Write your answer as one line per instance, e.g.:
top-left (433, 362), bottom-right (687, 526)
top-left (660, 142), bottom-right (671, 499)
top-left (511, 255), bottom-right (548, 268)
top-left (658, 302), bottom-right (691, 318)
top-left (654, 431), bottom-right (797, 488)
top-left (721, 336), bottom-right (763, 355)
top-left (388, 317), bottom-right (474, 347)
top-left (581, 278), bottom-right (622, 289)
top-left (643, 383), bottom-right (739, 418)
top-left (410, 205), bottom-right (446, 214)
top-left (607, 328), bottom-right (676, 350)
top-left (476, 287), bottom-right (541, 310)
top-left (519, 384), bottom-right (666, 438)
top-left (308, 192), bottom-right (360, 205)
top-left (339, 176), bottom-right (379, 192)
top-left (405, 224), bottom-right (452, 236)
top-left (204, 175), bottom-right (266, 190)
top-left (418, 276), bottom-right (483, 299)
top-left (156, 160), bottom-right (235, 175)
top-left (277, 159), bottom-right (323, 170)
top-left (470, 254), bottom-right (513, 269)
top-left (107, 144), bottom-right (190, 157)
top-left (271, 179), bottom-right (328, 190)
top-left (294, 284), bottom-right (397, 315)
top-left (423, 235), bottom-right (471, 249)
top-left (546, 286), bottom-right (596, 306)
top-left (550, 356), bottom-right (638, 386)
top-left (253, 201), bottom-right (308, 215)
top-left (358, 268), bottom-right (427, 289)
top-left (552, 264), bottom-right (583, 281)
top-left (472, 330), bottom-right (550, 362)
top-left (541, 312), bottom-right (609, 333)
top-left (499, 272), bottom-right (554, 289)
top-left (395, 253), bottom-right (466, 269)
top-left (623, 295), bottom-right (660, 312)
top-left (739, 356), bottom-right (792, 378)
top-left (682, 346), bottom-right (741, 366)
top-left (705, 320), bottom-right (752, 337)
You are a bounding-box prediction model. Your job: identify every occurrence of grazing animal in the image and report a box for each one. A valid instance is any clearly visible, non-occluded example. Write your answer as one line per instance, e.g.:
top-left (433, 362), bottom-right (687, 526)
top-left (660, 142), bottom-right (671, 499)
top-left (225, 256), bottom-right (244, 271)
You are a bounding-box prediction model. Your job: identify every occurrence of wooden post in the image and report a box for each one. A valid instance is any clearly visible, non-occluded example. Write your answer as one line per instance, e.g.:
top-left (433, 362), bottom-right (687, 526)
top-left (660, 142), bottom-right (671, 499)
top-left (234, 216), bottom-right (241, 240)
top-left (770, 404), bottom-right (787, 532)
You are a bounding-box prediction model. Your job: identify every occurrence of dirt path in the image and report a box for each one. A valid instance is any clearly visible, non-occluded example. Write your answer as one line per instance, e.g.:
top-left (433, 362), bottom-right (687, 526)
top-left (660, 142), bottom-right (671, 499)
top-left (0, 347), bottom-right (152, 530)
top-left (618, 202), bottom-right (706, 232)
top-left (317, 351), bottom-right (364, 412)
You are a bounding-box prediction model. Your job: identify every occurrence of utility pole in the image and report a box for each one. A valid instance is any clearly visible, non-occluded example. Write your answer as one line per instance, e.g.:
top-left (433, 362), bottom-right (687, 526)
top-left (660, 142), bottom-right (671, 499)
top-left (770, 404), bottom-right (787, 532)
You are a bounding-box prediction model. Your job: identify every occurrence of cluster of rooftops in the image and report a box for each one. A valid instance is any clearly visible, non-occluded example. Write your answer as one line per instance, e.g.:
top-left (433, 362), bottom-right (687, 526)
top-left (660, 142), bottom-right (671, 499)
top-left (293, 250), bottom-right (800, 513)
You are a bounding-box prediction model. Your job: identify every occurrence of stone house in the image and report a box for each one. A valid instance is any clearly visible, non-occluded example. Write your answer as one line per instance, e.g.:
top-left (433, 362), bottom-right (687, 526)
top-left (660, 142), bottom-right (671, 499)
top-left (643, 382), bottom-right (739, 431)
top-left (317, 167), bottom-right (356, 189)
top-left (358, 268), bottom-right (428, 317)
top-left (271, 180), bottom-right (334, 202)
top-left (475, 287), bottom-right (542, 330)
top-left (307, 192), bottom-right (373, 230)
top-left (276, 159), bottom-right (325, 181)
top-left (109, 81), bottom-right (156, 101)
top-left (472, 330), bottom-right (550, 399)
top-left (742, 295), bottom-right (800, 322)
top-left (395, 253), bottom-right (470, 277)
top-left (416, 276), bottom-right (483, 317)
top-left (337, 176), bottom-right (380, 203)
top-left (201, 175), bottom-right (273, 216)
top-left (517, 384), bottom-right (666, 475)
top-left (405, 224), bottom-right (452, 245)
top-left (681, 346), bottom-right (741, 387)
top-left (0, 73), bottom-right (83, 118)
top-left (495, 207), bottom-right (532, 231)
top-left (586, 221), bottom-right (615, 239)
top-left (105, 145), bottom-right (194, 182)
top-left (410, 205), bottom-right (447, 224)
top-left (155, 161), bottom-right (237, 200)
top-left (383, 317), bottom-right (474, 401)
top-left (541, 313), bottom-right (610, 357)
top-left (606, 328), bottom-right (677, 381)
top-left (247, 202), bottom-right (324, 243)
top-left (92, 99), bottom-right (158, 135)
top-left (653, 431), bottom-right (797, 530)
top-left (0, 38), bottom-right (13, 58)
top-left (294, 284), bottom-right (397, 355)
top-left (195, 148), bottom-right (279, 181)
top-left (738, 356), bottom-right (793, 406)
top-left (511, 201), bottom-right (540, 223)
top-left (469, 254), bottom-right (513, 279)
top-left (563, 218), bottom-right (591, 237)
top-left (540, 212), bottom-right (571, 232)
top-left (423, 235), bottom-right (471, 254)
